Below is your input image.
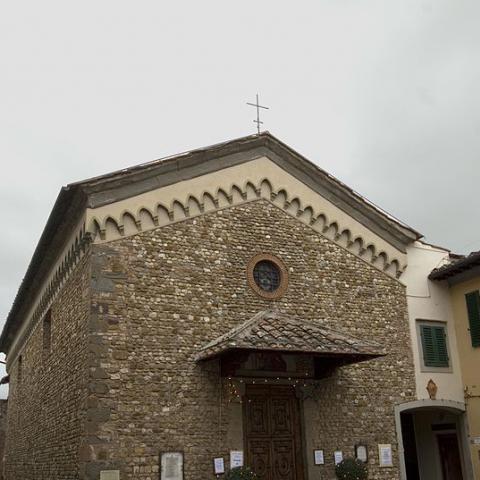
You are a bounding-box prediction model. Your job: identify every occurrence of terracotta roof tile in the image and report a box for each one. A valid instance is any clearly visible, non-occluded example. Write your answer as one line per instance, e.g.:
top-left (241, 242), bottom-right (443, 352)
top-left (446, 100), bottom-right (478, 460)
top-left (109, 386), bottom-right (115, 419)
top-left (195, 310), bottom-right (384, 361)
top-left (429, 250), bottom-right (480, 280)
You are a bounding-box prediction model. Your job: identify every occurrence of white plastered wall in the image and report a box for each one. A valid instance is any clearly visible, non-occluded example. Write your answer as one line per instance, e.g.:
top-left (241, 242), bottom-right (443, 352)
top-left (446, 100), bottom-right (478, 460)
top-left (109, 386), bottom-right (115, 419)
top-left (402, 241), bottom-right (464, 403)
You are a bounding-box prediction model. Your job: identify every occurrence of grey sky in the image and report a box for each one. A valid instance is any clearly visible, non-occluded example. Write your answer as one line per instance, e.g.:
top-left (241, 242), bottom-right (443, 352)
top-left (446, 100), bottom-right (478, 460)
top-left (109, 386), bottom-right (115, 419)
top-left (1, 1), bottom-right (479, 397)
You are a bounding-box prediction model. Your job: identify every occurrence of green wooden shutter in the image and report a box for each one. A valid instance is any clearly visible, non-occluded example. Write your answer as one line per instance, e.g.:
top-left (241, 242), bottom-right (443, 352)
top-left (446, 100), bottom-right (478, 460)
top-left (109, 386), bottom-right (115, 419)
top-left (420, 324), bottom-right (449, 367)
top-left (421, 325), bottom-right (435, 365)
top-left (433, 326), bottom-right (449, 366)
top-left (465, 291), bottom-right (480, 348)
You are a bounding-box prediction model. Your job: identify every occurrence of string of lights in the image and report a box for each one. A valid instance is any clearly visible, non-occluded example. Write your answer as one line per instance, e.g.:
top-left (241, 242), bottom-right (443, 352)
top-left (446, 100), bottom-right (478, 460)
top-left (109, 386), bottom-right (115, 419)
top-left (224, 375), bottom-right (319, 403)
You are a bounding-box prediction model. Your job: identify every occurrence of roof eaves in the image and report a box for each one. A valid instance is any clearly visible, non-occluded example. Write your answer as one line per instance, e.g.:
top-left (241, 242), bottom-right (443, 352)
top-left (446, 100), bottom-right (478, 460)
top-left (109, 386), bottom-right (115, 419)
top-left (0, 184), bottom-right (87, 353)
top-left (429, 251), bottom-right (480, 281)
top-left (263, 134), bottom-right (422, 241)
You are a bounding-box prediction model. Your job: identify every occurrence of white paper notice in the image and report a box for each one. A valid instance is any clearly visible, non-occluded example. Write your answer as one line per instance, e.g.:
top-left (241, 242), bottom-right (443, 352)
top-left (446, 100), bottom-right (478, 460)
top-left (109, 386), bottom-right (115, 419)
top-left (214, 457), bottom-right (225, 474)
top-left (100, 472), bottom-right (120, 480)
top-left (378, 444), bottom-right (393, 467)
top-left (334, 451), bottom-right (343, 465)
top-left (230, 451), bottom-right (244, 468)
top-left (356, 445), bottom-right (367, 463)
top-left (314, 450), bottom-right (324, 465)
top-left (161, 452), bottom-right (183, 480)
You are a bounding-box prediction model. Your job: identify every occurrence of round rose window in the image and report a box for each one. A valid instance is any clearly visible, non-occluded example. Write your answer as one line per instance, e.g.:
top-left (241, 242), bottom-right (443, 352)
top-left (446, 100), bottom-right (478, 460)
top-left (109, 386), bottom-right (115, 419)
top-left (247, 254), bottom-right (288, 300)
top-left (253, 260), bottom-right (281, 292)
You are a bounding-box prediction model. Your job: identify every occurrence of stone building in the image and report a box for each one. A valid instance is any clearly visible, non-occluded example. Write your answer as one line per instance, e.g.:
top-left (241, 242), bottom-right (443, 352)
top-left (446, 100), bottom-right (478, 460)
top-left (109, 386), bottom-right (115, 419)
top-left (0, 399), bottom-right (7, 480)
top-left (1, 132), bottom-right (448, 479)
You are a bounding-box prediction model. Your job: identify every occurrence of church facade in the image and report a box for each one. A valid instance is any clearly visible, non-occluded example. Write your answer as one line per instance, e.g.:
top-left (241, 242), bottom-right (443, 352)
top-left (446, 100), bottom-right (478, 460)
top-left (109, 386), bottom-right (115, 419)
top-left (1, 133), bottom-right (454, 479)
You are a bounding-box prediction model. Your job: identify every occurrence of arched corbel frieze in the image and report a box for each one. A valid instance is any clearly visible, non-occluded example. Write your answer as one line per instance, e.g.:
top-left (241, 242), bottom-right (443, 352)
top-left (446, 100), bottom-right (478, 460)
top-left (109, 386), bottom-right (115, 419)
top-left (86, 179), bottom-right (407, 279)
top-left (138, 208), bottom-right (156, 230)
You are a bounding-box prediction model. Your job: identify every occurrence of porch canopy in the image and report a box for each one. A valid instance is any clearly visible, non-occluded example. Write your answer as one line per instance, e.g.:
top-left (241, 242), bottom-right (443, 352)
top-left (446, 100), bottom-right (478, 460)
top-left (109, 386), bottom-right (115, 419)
top-left (195, 310), bottom-right (385, 378)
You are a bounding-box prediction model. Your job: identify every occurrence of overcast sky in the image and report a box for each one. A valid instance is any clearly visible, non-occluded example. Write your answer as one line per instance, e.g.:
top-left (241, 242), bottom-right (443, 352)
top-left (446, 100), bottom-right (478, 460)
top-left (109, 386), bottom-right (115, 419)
top-left (0, 1), bottom-right (479, 398)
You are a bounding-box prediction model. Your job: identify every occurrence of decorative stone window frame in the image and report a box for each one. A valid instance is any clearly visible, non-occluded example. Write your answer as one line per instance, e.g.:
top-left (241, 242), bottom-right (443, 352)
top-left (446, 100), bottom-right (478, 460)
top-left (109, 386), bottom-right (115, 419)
top-left (247, 253), bottom-right (289, 300)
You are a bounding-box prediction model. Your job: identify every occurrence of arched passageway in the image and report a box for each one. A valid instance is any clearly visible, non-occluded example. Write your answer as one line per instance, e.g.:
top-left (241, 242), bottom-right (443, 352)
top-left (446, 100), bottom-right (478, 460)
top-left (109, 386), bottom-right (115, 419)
top-left (395, 400), bottom-right (473, 480)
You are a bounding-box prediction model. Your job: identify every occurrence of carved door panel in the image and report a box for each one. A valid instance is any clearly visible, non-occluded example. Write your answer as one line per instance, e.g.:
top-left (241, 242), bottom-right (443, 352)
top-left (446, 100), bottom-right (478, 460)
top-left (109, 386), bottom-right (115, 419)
top-left (272, 439), bottom-right (296, 480)
top-left (244, 385), bottom-right (303, 480)
top-left (246, 396), bottom-right (269, 437)
top-left (248, 439), bottom-right (271, 480)
top-left (270, 397), bottom-right (294, 436)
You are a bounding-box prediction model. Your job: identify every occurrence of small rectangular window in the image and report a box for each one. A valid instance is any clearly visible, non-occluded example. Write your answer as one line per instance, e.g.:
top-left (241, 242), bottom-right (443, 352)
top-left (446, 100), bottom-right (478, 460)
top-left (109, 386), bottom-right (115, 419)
top-left (18, 355), bottom-right (22, 384)
top-left (43, 309), bottom-right (52, 355)
top-left (420, 323), bottom-right (449, 368)
top-left (43, 310), bottom-right (52, 355)
top-left (465, 291), bottom-right (480, 348)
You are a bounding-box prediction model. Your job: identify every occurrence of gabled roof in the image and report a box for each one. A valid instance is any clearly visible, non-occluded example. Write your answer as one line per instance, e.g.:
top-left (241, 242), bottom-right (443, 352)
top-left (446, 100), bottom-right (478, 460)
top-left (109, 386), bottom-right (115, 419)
top-left (1, 132), bottom-right (421, 354)
top-left (74, 132), bottom-right (421, 246)
top-left (195, 310), bottom-right (385, 361)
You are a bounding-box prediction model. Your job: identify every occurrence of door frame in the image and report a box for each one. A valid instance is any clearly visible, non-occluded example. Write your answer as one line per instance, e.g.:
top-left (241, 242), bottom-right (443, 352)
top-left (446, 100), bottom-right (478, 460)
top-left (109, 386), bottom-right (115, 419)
top-left (242, 384), bottom-right (306, 480)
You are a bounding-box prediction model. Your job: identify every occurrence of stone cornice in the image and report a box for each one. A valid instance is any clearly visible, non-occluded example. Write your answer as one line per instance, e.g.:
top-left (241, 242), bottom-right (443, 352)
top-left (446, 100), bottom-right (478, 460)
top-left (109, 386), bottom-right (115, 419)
top-left (78, 133), bottom-right (420, 251)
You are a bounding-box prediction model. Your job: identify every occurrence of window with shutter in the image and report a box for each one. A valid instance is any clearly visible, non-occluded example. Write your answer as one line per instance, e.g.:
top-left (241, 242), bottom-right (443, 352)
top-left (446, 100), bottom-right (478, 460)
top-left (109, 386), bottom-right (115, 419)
top-left (465, 291), bottom-right (480, 348)
top-left (420, 324), bottom-right (449, 368)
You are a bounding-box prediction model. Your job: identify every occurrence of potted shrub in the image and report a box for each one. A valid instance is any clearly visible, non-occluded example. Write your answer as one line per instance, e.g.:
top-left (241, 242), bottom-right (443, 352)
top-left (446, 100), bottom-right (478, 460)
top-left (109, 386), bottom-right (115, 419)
top-left (224, 466), bottom-right (258, 480)
top-left (335, 457), bottom-right (368, 480)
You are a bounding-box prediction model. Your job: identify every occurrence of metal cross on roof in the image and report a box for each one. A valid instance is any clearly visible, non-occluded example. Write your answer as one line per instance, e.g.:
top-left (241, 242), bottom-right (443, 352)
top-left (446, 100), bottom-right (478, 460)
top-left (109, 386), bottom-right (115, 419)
top-left (246, 94), bottom-right (269, 134)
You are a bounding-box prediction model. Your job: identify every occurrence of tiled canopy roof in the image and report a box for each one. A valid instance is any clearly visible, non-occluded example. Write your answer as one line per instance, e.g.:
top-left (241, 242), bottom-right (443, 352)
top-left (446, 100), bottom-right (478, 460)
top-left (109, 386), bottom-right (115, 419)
top-left (195, 310), bottom-right (385, 361)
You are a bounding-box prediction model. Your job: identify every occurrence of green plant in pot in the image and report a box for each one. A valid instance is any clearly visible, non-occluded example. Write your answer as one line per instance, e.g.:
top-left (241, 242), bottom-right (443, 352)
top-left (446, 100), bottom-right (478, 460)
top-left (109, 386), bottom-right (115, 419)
top-left (224, 466), bottom-right (258, 480)
top-left (335, 457), bottom-right (368, 480)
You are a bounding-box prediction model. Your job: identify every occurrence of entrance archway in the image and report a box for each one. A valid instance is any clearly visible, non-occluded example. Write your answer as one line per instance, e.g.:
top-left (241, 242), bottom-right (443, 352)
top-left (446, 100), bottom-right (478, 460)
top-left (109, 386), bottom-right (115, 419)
top-left (395, 400), bottom-right (473, 480)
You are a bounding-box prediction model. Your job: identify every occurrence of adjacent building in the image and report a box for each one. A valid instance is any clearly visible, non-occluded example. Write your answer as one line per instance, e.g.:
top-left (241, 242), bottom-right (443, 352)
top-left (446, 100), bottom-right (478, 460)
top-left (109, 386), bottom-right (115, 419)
top-left (401, 241), bottom-right (472, 479)
top-left (430, 251), bottom-right (480, 479)
top-left (0, 132), bottom-right (475, 479)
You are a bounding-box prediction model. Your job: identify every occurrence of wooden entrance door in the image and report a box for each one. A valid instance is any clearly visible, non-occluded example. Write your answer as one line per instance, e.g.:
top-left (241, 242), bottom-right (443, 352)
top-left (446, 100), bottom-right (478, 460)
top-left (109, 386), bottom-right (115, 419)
top-left (244, 384), bottom-right (304, 480)
top-left (437, 433), bottom-right (463, 480)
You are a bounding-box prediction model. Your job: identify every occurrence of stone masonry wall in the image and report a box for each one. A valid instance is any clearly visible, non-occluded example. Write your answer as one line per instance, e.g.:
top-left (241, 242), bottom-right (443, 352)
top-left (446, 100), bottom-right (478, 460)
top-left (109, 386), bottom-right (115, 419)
top-left (86, 199), bottom-right (415, 480)
top-left (0, 400), bottom-right (8, 480)
top-left (4, 252), bottom-right (91, 480)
